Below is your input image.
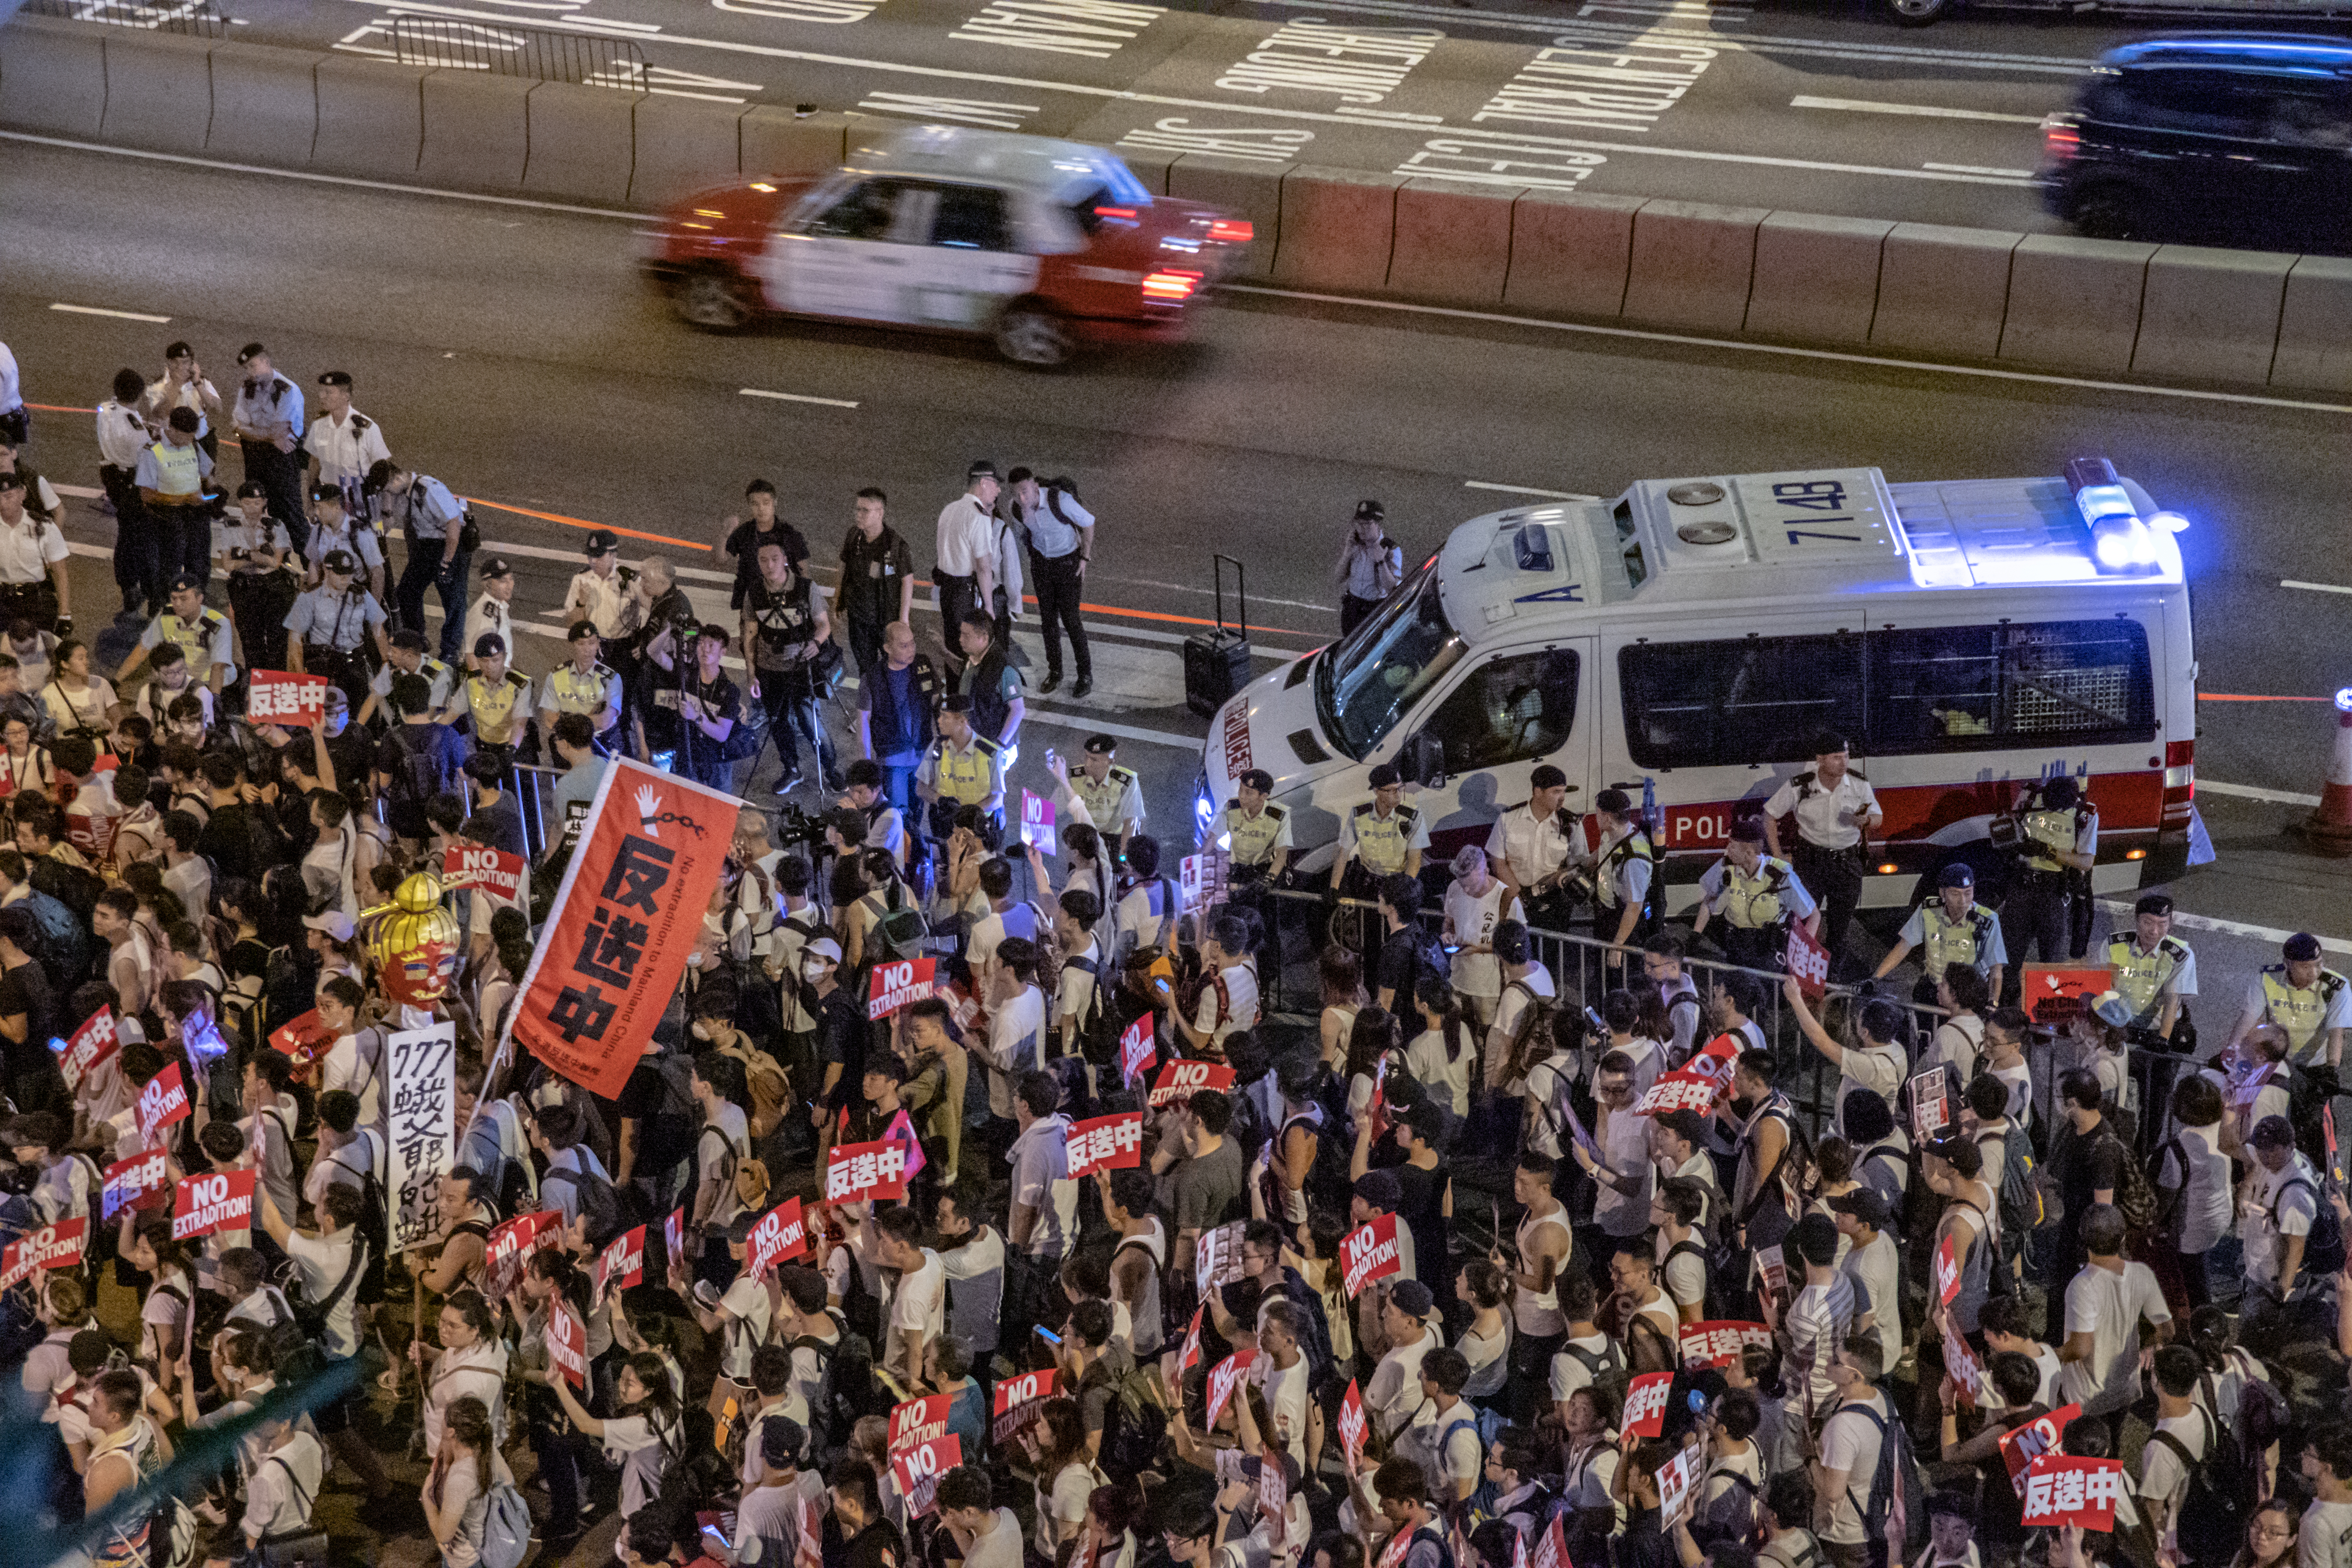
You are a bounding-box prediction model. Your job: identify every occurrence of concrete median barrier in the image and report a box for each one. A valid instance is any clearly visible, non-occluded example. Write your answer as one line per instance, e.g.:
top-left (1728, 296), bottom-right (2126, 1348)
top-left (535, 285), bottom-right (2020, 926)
top-left (205, 41), bottom-right (319, 165)
top-left (417, 69), bottom-right (533, 192)
top-left (1502, 190), bottom-right (1642, 319)
top-left (739, 106), bottom-right (849, 179)
top-left (2129, 245), bottom-right (2294, 386)
top-left (1270, 166), bottom-right (1400, 294)
top-left (1621, 200), bottom-right (1766, 334)
top-left (630, 94), bottom-right (743, 207)
top-left (0, 15), bottom-right (109, 139)
top-left (523, 79), bottom-right (639, 205)
top-left (1387, 179), bottom-right (1519, 306)
top-left (310, 55), bottom-right (425, 179)
top-left (2272, 256), bottom-right (2352, 394)
top-left (1998, 233), bottom-right (2156, 374)
top-left (1870, 222), bottom-right (2019, 359)
top-left (1169, 155), bottom-right (1289, 281)
top-left (99, 31), bottom-right (213, 155)
top-left (1117, 151), bottom-right (1173, 197)
top-left (1744, 212), bottom-right (1891, 346)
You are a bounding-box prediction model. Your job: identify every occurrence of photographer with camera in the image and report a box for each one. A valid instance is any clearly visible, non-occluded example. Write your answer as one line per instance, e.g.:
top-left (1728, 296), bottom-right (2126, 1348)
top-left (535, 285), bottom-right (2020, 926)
top-left (2000, 773), bottom-right (2098, 989)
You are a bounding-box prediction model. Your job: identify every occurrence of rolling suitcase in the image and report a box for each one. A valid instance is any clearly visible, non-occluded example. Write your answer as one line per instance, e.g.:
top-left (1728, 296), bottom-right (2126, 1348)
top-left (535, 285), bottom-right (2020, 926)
top-left (1183, 553), bottom-right (1252, 717)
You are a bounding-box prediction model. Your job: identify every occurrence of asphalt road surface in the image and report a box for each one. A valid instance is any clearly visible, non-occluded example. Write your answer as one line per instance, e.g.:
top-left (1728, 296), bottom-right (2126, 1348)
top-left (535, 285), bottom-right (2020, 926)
top-left (4, 136), bottom-right (2348, 990)
top-left (180, 0), bottom-right (2348, 229)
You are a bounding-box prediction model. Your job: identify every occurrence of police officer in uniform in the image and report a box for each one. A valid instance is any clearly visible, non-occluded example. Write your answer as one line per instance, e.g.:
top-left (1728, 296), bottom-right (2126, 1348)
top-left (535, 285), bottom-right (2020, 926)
top-left (373, 459), bottom-right (472, 662)
top-left (0, 471), bottom-right (72, 635)
top-left (917, 693), bottom-right (1004, 841)
top-left (443, 632), bottom-right (534, 778)
top-left (229, 343), bottom-right (307, 554)
top-left (1763, 731), bottom-right (1882, 980)
top-left (1583, 786), bottom-right (1658, 967)
top-left (2000, 775), bottom-right (2098, 985)
top-left (1875, 864), bottom-right (2005, 1005)
top-left (1485, 764), bottom-right (1578, 933)
top-left (1692, 818), bottom-right (1819, 973)
top-left (284, 549), bottom-right (389, 714)
top-left (1053, 734), bottom-right (1144, 858)
top-left (539, 620), bottom-right (622, 750)
top-left (303, 371), bottom-right (389, 523)
top-left (2229, 932), bottom-right (2350, 1069)
top-left (1329, 762), bottom-right (1427, 926)
top-left (117, 573), bottom-right (236, 698)
top-left (218, 481), bottom-right (301, 675)
top-left (462, 559), bottom-right (518, 675)
top-left (359, 628), bottom-right (456, 730)
top-left (303, 485), bottom-right (387, 604)
top-left (1214, 768), bottom-right (1292, 883)
top-left (2105, 892), bottom-right (2197, 1049)
top-left (563, 530), bottom-right (634, 641)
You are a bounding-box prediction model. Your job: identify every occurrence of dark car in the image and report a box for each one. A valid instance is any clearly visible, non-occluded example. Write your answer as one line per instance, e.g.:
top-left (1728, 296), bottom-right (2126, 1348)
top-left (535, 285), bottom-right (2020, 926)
top-left (2039, 35), bottom-right (2352, 254)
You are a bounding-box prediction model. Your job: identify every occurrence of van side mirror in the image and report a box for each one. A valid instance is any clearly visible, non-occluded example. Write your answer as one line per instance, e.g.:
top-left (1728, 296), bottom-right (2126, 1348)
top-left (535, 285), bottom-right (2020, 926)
top-left (1399, 731), bottom-right (1447, 791)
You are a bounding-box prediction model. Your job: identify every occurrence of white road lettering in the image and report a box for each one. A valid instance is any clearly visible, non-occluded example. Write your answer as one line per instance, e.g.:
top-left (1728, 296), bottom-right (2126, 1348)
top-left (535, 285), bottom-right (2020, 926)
top-left (860, 89), bottom-right (1038, 127)
top-left (1473, 37), bottom-right (1713, 132)
top-left (1394, 137), bottom-right (1603, 189)
top-left (1216, 19), bottom-right (1443, 107)
top-left (950, 0), bottom-right (1163, 59)
top-left (1791, 94), bottom-right (2042, 124)
top-left (714, 0), bottom-right (884, 24)
top-left (1116, 120), bottom-right (1314, 160)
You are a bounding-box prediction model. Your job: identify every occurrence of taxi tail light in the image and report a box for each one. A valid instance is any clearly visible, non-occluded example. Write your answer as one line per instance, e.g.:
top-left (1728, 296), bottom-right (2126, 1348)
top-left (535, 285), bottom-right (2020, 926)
top-left (2042, 116), bottom-right (2080, 163)
top-left (1142, 268), bottom-right (1204, 304)
top-left (1206, 219), bottom-right (1253, 244)
top-left (2161, 738), bottom-right (2195, 826)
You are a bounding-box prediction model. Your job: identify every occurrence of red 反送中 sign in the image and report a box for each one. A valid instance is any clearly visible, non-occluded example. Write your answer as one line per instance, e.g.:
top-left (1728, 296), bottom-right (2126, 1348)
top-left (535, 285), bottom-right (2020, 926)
top-left (1785, 921), bottom-right (1832, 1000)
top-left (2000, 1403), bottom-right (2081, 1496)
top-left (247, 670), bottom-right (332, 725)
top-left (102, 1147), bottom-right (170, 1221)
top-left (824, 1140), bottom-right (910, 1204)
top-left (58, 1007), bottom-right (117, 1091)
top-left (1065, 1112), bottom-right (1145, 1179)
top-left (1677, 1320), bottom-right (1773, 1369)
top-left (1620, 1372), bottom-right (1673, 1441)
top-left (2019, 1455), bottom-right (2127, 1532)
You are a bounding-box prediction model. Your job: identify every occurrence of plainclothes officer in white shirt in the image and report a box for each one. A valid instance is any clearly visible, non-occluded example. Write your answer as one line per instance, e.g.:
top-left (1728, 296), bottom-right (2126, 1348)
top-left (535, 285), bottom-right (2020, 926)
top-left (304, 485), bottom-right (386, 604)
top-left (563, 528), bottom-right (635, 640)
top-left (934, 461), bottom-right (999, 680)
top-left (372, 459), bottom-right (474, 664)
top-left (303, 371), bottom-right (389, 521)
top-left (2002, 773), bottom-right (2098, 980)
top-left (229, 342), bottom-right (308, 554)
top-left (462, 557), bottom-right (518, 675)
top-left (1051, 734), bottom-right (1143, 856)
top-left (1330, 762), bottom-right (1427, 901)
top-left (0, 470), bottom-right (74, 635)
top-left (539, 619), bottom-right (622, 744)
top-left (1334, 499), bottom-right (1402, 635)
top-left (96, 368), bottom-right (160, 619)
top-left (2105, 892), bottom-right (2198, 1047)
top-left (1875, 864), bottom-right (2004, 1005)
top-left (116, 573), bottom-right (236, 696)
top-left (143, 342), bottom-right (221, 460)
top-left (1692, 817), bottom-right (1819, 973)
top-left (1763, 730), bottom-right (1882, 981)
top-left (1485, 764), bottom-right (1577, 931)
top-left (2229, 932), bottom-right (2350, 1069)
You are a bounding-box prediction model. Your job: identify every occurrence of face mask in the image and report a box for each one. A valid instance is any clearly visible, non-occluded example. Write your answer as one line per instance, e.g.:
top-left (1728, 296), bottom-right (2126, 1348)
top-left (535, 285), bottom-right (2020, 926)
top-left (685, 952), bottom-right (704, 969)
top-left (804, 960), bottom-right (831, 982)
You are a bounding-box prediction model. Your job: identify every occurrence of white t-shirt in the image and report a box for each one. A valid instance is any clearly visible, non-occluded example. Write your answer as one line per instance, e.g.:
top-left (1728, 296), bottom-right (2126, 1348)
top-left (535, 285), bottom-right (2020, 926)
top-left (2138, 1409), bottom-right (2207, 1517)
top-left (2297, 1497), bottom-right (2352, 1568)
top-left (1842, 1230), bottom-right (1902, 1339)
top-left (964, 1511), bottom-right (1025, 1568)
top-left (1403, 1027), bottom-right (1474, 1118)
top-left (281, 1229), bottom-right (363, 1358)
top-left (984, 986), bottom-right (1047, 1120)
top-left (886, 1248), bottom-right (946, 1378)
top-left (1442, 880), bottom-right (1517, 999)
top-left (1788, 1274), bottom-right (1858, 1412)
top-left (717, 1271), bottom-right (773, 1380)
top-left (2059, 1260), bottom-right (2171, 1416)
top-left (2245, 1152), bottom-right (2322, 1294)
top-left (1818, 1392), bottom-right (1891, 1545)
top-left (1009, 1115), bottom-right (1078, 1260)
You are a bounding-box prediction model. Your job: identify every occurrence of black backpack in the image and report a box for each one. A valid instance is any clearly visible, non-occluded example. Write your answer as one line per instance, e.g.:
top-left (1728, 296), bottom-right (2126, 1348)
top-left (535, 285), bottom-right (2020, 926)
top-left (2272, 1175), bottom-right (2347, 1280)
top-left (544, 1164), bottom-right (623, 1246)
top-left (1095, 1358), bottom-right (1172, 1485)
top-left (1060, 954), bottom-right (1121, 1065)
top-left (793, 1315), bottom-right (884, 1454)
top-left (1839, 1398), bottom-right (1927, 1564)
top-left (321, 1138), bottom-right (391, 1305)
top-left (2153, 1405), bottom-right (2247, 1568)
top-left (1557, 1338), bottom-right (1631, 1414)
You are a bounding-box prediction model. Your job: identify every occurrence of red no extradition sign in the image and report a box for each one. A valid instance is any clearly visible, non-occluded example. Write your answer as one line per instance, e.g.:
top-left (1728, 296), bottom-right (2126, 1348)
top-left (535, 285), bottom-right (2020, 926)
top-left (512, 759), bottom-right (738, 1100)
top-left (868, 957), bottom-right (937, 1022)
top-left (1, 1218), bottom-right (87, 1288)
top-left (992, 1369), bottom-right (1056, 1445)
top-left (443, 843), bottom-right (526, 903)
top-left (171, 1170), bottom-right (256, 1241)
top-left (594, 1224), bottom-right (646, 1308)
top-left (484, 1209), bottom-right (563, 1301)
top-left (137, 1063), bottom-right (191, 1145)
top-left (1149, 1058), bottom-right (1235, 1110)
top-left (888, 1393), bottom-right (955, 1454)
top-left (1065, 1112), bottom-right (1145, 1179)
top-left (1120, 1014), bottom-right (1155, 1090)
top-left (1784, 921), bottom-right (1831, 1000)
top-left (247, 670), bottom-right (331, 726)
top-left (1337, 1379), bottom-right (1366, 1475)
top-left (1206, 1349), bottom-right (1256, 1430)
top-left (748, 1197), bottom-right (809, 1279)
top-left (890, 1433), bottom-right (960, 1517)
top-left (546, 1299), bottom-right (588, 1387)
top-left (1340, 1212), bottom-right (1403, 1298)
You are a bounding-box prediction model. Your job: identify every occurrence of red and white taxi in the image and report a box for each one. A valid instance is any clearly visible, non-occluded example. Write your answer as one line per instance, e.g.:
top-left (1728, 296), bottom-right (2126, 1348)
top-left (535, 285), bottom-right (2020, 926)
top-left (639, 126), bottom-right (1252, 367)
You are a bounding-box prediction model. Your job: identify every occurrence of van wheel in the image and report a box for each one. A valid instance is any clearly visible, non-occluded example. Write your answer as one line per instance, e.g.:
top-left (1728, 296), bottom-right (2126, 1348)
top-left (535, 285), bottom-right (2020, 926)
top-left (995, 301), bottom-right (1073, 368)
top-left (2070, 185), bottom-right (2149, 241)
top-left (676, 267), bottom-right (755, 333)
top-left (1886, 0), bottom-right (1951, 26)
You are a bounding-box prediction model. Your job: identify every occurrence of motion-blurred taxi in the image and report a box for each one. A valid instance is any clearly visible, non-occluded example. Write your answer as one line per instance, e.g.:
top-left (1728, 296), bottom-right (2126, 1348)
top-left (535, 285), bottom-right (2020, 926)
top-left (639, 126), bottom-right (1254, 367)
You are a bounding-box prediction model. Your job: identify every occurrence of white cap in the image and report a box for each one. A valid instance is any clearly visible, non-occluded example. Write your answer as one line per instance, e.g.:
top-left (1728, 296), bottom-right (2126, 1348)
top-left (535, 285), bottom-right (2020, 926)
top-left (303, 910), bottom-right (355, 942)
top-left (806, 936), bottom-right (843, 964)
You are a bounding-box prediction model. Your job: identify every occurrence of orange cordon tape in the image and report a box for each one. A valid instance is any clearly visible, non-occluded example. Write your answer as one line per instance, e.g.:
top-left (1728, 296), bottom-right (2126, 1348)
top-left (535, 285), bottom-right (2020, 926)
top-left (2200, 694), bottom-right (2334, 702)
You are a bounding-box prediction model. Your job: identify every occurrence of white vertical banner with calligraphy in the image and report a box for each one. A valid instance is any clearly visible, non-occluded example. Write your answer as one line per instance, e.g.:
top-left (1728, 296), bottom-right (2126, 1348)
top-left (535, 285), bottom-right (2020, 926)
top-left (386, 1020), bottom-right (459, 1254)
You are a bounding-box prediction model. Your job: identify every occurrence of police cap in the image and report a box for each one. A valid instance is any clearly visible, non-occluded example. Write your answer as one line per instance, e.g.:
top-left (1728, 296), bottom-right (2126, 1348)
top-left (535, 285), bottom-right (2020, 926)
top-left (236, 342), bottom-right (268, 365)
top-left (940, 693), bottom-right (973, 714)
top-left (583, 529), bottom-right (619, 556)
top-left (363, 459), bottom-right (400, 495)
top-left (1354, 499), bottom-right (1385, 522)
top-left (1084, 734), bottom-right (1116, 756)
top-left (1729, 818), bottom-right (1766, 846)
top-left (568, 619), bottom-right (600, 642)
top-left (478, 557), bottom-right (513, 580)
top-left (2040, 776), bottom-right (2081, 809)
top-left (1594, 787), bottom-right (1632, 815)
top-left (967, 460), bottom-right (998, 482)
top-left (1938, 864), bottom-right (1974, 889)
top-left (1238, 768), bottom-right (1274, 793)
top-left (309, 482), bottom-right (343, 504)
top-left (2285, 933), bottom-right (2323, 962)
top-left (236, 480), bottom-right (268, 500)
top-left (321, 550), bottom-right (357, 574)
top-left (317, 370), bottom-right (353, 388)
top-left (1529, 764), bottom-right (1567, 791)
top-left (0, 474), bottom-right (22, 494)
top-left (473, 633), bottom-right (506, 659)
top-left (169, 572), bottom-right (205, 593)
top-left (2134, 893), bottom-right (2174, 918)
top-left (1367, 763), bottom-right (1401, 789)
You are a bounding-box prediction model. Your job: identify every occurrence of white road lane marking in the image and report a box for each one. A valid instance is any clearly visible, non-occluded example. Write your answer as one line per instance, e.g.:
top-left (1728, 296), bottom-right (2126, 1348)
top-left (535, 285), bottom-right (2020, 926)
top-left (1024, 709), bottom-right (1203, 749)
top-left (1921, 162), bottom-right (2036, 180)
top-left (2283, 580), bottom-right (2352, 597)
top-left (51, 303), bottom-right (172, 322)
top-left (858, 90), bottom-right (1039, 128)
top-left (1225, 283), bottom-right (2352, 416)
top-left (740, 387), bottom-right (862, 409)
top-left (1465, 481), bottom-right (1601, 500)
top-left (2196, 780), bottom-right (2323, 808)
top-left (2096, 900), bottom-right (2349, 957)
top-left (1792, 94), bottom-right (2043, 124)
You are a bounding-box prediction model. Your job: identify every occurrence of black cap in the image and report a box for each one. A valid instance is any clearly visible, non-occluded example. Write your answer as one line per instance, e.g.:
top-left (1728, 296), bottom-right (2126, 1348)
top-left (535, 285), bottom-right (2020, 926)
top-left (363, 458), bottom-right (399, 495)
top-left (940, 693), bottom-right (973, 714)
top-left (1826, 1189), bottom-right (1895, 1229)
top-left (1595, 787), bottom-right (1632, 815)
top-left (568, 619), bottom-right (600, 641)
top-left (317, 370), bottom-right (353, 388)
top-left (1938, 863), bottom-right (1974, 889)
top-left (2134, 893), bottom-right (2174, 918)
top-left (236, 342), bottom-right (267, 363)
top-left (0, 474), bottom-right (22, 494)
top-left (1367, 762), bottom-right (1401, 789)
top-left (2286, 933), bottom-right (2323, 962)
top-left (321, 550), bottom-right (357, 574)
top-left (479, 557), bottom-right (512, 579)
top-left (168, 572), bottom-right (204, 593)
top-left (235, 480), bottom-right (268, 500)
top-left (473, 633), bottom-right (507, 659)
top-left (309, 482), bottom-right (343, 503)
top-left (1387, 1279), bottom-right (1434, 1318)
top-left (1354, 499), bottom-right (1385, 521)
top-left (1238, 768), bottom-right (1274, 793)
top-left (967, 460), bottom-right (998, 481)
top-left (1085, 734), bottom-right (1116, 755)
top-left (583, 529), bottom-right (619, 555)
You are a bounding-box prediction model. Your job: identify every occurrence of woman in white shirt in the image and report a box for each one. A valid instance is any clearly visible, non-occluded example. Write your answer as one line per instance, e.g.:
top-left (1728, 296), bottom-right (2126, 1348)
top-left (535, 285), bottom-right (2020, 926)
top-left (121, 1217), bottom-right (194, 1402)
top-left (300, 789), bottom-right (360, 921)
top-left (1403, 978), bottom-right (1478, 1120)
top-left (422, 1395), bottom-right (514, 1568)
top-left (415, 1292), bottom-right (509, 1454)
top-left (1022, 1398), bottom-right (1102, 1557)
top-left (1317, 948), bottom-right (1366, 1073)
top-left (40, 640), bottom-right (118, 741)
top-left (0, 714), bottom-right (51, 801)
top-left (546, 1350), bottom-right (682, 1519)
top-left (1342, 1007), bottom-right (1404, 1121)
top-left (1454, 1259), bottom-right (1512, 1407)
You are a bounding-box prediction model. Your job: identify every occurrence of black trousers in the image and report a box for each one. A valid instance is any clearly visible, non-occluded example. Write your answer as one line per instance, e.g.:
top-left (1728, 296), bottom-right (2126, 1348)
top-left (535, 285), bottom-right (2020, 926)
top-left (756, 667), bottom-right (836, 781)
top-left (845, 610), bottom-right (886, 677)
top-left (2002, 870), bottom-right (2073, 993)
top-left (1339, 592), bottom-right (1381, 635)
top-left (99, 465), bottom-right (152, 613)
top-left (934, 571), bottom-right (977, 674)
top-left (1031, 550), bottom-right (1091, 682)
top-left (1791, 840), bottom-right (1864, 977)
top-left (240, 439), bottom-right (308, 557)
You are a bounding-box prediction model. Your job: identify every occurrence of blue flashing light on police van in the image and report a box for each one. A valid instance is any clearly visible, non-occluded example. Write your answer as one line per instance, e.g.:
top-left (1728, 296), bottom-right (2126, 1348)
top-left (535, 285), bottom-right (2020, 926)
top-left (2062, 456), bottom-right (2183, 575)
top-left (2337, 687), bottom-right (2352, 714)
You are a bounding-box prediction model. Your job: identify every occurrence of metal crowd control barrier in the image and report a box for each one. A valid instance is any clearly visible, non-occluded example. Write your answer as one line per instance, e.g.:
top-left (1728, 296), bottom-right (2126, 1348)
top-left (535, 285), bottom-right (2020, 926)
top-left (1248, 883), bottom-right (1949, 1140)
top-left (386, 13), bottom-right (647, 85)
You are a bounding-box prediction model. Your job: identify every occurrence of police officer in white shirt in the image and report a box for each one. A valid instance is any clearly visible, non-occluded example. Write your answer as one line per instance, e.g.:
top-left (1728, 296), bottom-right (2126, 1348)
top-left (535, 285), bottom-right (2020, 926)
top-left (1335, 500), bottom-right (1402, 635)
top-left (462, 558), bottom-right (518, 675)
top-left (1050, 735), bottom-right (1143, 857)
top-left (229, 343), bottom-right (307, 555)
top-left (372, 459), bottom-right (473, 664)
top-left (1330, 762), bottom-right (1427, 901)
top-left (0, 471), bottom-right (74, 635)
top-left (934, 462), bottom-right (999, 680)
top-left (1763, 730), bottom-right (1882, 981)
top-left (96, 369), bottom-right (162, 618)
top-left (143, 343), bottom-right (221, 463)
top-left (564, 529), bottom-right (635, 640)
top-left (1005, 469), bottom-right (1093, 698)
top-left (304, 485), bottom-right (385, 604)
top-left (303, 372), bottom-right (389, 524)
top-left (1486, 764), bottom-right (1578, 932)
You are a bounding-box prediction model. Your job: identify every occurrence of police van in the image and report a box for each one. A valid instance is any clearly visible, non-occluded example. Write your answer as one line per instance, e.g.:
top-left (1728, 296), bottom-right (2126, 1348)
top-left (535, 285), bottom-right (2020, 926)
top-left (1196, 459), bottom-right (2198, 914)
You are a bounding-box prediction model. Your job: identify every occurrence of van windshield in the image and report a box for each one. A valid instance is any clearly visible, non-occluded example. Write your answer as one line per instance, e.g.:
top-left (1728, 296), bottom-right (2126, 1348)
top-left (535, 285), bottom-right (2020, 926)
top-left (1314, 559), bottom-right (1464, 760)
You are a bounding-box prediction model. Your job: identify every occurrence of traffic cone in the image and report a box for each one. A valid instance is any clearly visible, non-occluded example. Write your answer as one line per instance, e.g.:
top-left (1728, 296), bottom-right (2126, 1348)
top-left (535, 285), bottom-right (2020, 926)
top-left (2303, 688), bottom-right (2352, 857)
